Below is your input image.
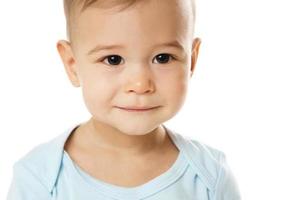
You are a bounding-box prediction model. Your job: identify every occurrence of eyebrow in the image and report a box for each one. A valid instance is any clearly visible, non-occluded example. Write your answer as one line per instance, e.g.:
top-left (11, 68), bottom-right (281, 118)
top-left (87, 40), bottom-right (185, 55)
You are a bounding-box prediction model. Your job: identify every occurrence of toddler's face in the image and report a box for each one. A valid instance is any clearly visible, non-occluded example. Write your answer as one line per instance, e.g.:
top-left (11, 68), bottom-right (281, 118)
top-left (57, 0), bottom-right (201, 135)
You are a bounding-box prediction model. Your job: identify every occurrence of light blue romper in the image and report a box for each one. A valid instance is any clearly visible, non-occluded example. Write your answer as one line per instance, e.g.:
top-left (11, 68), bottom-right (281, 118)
top-left (7, 123), bottom-right (241, 200)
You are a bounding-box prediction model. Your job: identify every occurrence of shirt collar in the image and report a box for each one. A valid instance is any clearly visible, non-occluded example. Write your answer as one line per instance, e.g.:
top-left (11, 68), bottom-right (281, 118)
top-left (44, 123), bottom-right (81, 193)
top-left (43, 123), bottom-right (216, 193)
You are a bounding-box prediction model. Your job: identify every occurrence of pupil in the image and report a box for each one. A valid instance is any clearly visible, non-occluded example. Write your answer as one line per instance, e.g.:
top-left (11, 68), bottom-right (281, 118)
top-left (157, 54), bottom-right (170, 63)
top-left (108, 55), bottom-right (121, 65)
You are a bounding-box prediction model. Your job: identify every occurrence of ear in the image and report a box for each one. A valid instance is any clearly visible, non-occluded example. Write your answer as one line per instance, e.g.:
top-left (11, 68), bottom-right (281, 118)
top-left (190, 37), bottom-right (201, 78)
top-left (56, 40), bottom-right (81, 87)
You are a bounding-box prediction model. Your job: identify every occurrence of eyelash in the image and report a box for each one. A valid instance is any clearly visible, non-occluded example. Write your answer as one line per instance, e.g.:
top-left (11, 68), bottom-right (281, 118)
top-left (98, 53), bottom-right (176, 66)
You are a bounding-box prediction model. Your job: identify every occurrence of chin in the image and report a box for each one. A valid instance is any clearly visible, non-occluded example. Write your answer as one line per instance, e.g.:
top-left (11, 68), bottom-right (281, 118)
top-left (115, 122), bottom-right (160, 136)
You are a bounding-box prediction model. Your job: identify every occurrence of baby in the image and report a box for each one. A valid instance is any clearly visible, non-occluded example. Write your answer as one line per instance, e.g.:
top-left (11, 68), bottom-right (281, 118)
top-left (7, 0), bottom-right (241, 199)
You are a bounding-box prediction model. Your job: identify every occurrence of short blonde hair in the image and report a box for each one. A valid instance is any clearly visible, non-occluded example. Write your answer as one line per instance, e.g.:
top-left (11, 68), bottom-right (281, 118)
top-left (63, 0), bottom-right (196, 42)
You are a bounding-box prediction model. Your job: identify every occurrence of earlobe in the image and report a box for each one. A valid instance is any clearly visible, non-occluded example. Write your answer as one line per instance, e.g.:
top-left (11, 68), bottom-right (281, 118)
top-left (190, 37), bottom-right (201, 78)
top-left (56, 40), bottom-right (81, 87)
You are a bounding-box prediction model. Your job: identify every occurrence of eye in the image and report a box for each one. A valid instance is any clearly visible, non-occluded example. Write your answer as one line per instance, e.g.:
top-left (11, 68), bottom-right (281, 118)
top-left (102, 55), bottom-right (124, 65)
top-left (153, 53), bottom-right (174, 64)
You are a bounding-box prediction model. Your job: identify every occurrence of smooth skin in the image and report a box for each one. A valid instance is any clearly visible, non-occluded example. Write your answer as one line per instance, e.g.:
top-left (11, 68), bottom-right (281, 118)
top-left (56, 0), bottom-right (201, 187)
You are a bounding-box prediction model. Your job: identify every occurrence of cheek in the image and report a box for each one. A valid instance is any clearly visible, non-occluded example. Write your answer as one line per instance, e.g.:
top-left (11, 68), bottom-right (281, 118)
top-left (157, 67), bottom-right (189, 105)
top-left (80, 71), bottom-right (116, 113)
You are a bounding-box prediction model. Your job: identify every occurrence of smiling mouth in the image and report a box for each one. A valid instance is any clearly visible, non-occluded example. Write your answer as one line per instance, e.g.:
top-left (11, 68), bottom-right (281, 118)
top-left (115, 106), bottom-right (160, 112)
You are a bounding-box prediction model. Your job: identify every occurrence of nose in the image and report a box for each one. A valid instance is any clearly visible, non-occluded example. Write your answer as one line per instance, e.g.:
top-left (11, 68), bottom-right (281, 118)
top-left (123, 68), bottom-right (155, 94)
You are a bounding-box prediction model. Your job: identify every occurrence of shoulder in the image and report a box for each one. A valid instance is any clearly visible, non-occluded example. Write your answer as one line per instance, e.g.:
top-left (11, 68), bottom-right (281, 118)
top-left (188, 139), bottom-right (241, 199)
top-left (166, 127), bottom-right (241, 199)
top-left (9, 124), bottom-right (79, 195)
top-left (173, 132), bottom-right (226, 189)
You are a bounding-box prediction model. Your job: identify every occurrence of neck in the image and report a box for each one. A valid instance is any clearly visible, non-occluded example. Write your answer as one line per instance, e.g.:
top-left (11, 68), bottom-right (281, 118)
top-left (79, 118), bottom-right (167, 156)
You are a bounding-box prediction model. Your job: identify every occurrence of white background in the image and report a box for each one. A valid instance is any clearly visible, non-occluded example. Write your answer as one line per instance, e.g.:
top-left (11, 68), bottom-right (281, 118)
top-left (0, 0), bottom-right (299, 199)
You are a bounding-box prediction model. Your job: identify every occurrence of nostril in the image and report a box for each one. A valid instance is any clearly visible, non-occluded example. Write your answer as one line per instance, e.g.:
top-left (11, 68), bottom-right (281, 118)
top-left (125, 79), bottom-right (155, 94)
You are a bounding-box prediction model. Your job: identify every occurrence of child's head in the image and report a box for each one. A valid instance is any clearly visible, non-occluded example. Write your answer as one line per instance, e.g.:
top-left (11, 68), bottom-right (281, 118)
top-left (57, 0), bottom-right (201, 135)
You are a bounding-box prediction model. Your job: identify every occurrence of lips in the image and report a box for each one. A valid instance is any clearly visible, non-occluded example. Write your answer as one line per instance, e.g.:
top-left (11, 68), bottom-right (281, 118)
top-left (116, 106), bottom-right (160, 111)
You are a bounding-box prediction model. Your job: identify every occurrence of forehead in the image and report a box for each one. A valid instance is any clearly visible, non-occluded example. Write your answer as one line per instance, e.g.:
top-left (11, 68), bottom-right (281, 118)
top-left (71, 0), bottom-right (193, 50)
